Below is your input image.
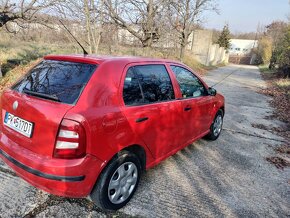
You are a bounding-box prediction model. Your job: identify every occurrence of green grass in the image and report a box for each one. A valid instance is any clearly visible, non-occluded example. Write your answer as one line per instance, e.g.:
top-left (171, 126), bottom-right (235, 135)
top-left (259, 64), bottom-right (274, 73)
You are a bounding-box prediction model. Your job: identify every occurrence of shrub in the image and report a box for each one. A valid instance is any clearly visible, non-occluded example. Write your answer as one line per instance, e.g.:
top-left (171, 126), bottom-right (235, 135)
top-left (257, 36), bottom-right (273, 64)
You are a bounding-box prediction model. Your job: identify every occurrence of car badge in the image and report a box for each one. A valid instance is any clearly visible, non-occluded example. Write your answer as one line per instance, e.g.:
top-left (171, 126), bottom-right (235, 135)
top-left (13, 101), bottom-right (18, 111)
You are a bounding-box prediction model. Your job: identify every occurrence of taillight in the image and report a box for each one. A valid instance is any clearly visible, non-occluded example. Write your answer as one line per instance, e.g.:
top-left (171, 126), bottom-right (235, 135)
top-left (54, 119), bottom-right (86, 159)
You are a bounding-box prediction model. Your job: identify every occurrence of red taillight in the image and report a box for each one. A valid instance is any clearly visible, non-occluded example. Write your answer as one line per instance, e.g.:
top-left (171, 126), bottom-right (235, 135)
top-left (54, 119), bottom-right (86, 159)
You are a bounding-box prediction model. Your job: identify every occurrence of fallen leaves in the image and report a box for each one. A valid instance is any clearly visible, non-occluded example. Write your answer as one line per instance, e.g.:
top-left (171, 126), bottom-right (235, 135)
top-left (251, 123), bottom-right (290, 140)
top-left (259, 73), bottom-right (290, 126)
top-left (275, 144), bottom-right (290, 155)
top-left (259, 72), bottom-right (290, 175)
top-left (266, 156), bottom-right (290, 170)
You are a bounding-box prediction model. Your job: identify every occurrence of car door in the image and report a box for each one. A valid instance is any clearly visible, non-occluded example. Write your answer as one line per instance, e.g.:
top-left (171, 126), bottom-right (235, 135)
top-left (170, 65), bottom-right (214, 142)
top-left (120, 64), bottom-right (183, 159)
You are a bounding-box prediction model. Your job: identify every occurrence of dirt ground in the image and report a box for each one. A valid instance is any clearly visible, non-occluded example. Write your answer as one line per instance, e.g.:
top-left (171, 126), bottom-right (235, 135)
top-left (0, 64), bottom-right (289, 217)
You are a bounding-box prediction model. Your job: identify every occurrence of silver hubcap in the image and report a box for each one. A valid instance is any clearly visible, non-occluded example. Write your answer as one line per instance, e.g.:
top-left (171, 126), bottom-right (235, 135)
top-left (213, 115), bottom-right (223, 136)
top-left (108, 162), bottom-right (138, 204)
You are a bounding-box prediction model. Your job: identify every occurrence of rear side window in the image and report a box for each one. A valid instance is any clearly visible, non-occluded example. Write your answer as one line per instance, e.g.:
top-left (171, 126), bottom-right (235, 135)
top-left (123, 65), bottom-right (175, 105)
top-left (171, 66), bottom-right (206, 98)
top-left (13, 60), bottom-right (97, 105)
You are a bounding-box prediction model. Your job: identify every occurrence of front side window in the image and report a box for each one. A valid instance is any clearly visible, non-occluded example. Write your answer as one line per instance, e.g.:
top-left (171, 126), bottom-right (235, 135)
top-left (171, 66), bottom-right (206, 99)
top-left (123, 65), bottom-right (175, 105)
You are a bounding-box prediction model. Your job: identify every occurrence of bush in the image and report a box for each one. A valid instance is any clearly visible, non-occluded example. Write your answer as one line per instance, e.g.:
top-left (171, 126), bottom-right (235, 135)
top-left (257, 36), bottom-right (273, 65)
top-left (277, 28), bottom-right (290, 77)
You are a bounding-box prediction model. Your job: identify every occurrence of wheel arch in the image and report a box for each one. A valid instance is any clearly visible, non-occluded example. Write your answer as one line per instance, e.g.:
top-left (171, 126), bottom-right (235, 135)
top-left (121, 144), bottom-right (146, 171)
top-left (89, 144), bottom-right (146, 210)
top-left (219, 106), bottom-right (225, 117)
top-left (95, 144), bottom-right (147, 184)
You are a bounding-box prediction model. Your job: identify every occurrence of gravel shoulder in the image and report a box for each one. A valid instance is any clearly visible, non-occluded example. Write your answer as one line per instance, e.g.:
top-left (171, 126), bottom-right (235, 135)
top-left (0, 64), bottom-right (289, 217)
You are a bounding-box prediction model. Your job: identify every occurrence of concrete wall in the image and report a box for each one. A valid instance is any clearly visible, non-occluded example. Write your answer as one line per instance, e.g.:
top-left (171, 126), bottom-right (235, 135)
top-left (189, 30), bottom-right (229, 66)
top-left (115, 28), bottom-right (228, 66)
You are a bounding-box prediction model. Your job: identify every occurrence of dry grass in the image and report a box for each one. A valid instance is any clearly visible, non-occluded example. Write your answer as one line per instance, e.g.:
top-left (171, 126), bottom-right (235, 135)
top-left (0, 59), bottom-right (41, 93)
top-left (275, 79), bottom-right (290, 88)
top-left (0, 37), bottom-right (216, 94)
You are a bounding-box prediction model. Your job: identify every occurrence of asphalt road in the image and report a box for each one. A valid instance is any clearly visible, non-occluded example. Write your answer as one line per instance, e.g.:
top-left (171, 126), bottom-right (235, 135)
top-left (0, 65), bottom-right (289, 217)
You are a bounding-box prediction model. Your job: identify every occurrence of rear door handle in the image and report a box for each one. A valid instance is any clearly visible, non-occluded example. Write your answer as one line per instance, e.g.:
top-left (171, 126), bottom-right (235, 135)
top-left (184, 107), bottom-right (192, 111)
top-left (136, 117), bottom-right (149, 123)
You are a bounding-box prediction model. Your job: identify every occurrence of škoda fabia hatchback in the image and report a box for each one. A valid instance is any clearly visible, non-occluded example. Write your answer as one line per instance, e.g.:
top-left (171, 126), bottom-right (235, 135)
top-left (0, 55), bottom-right (224, 210)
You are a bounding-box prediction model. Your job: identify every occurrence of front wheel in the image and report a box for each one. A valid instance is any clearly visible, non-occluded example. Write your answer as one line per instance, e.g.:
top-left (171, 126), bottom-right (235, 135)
top-left (206, 110), bottom-right (224, 140)
top-left (90, 151), bottom-right (141, 211)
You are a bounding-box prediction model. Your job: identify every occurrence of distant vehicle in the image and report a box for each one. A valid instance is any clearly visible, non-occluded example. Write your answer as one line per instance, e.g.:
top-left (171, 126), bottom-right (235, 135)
top-left (0, 55), bottom-right (224, 210)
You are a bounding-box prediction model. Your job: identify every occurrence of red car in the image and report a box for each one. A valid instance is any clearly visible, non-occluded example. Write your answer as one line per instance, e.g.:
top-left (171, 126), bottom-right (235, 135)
top-left (0, 55), bottom-right (224, 210)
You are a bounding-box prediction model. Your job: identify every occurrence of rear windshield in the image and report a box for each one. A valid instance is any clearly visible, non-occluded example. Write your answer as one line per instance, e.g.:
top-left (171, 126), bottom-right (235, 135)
top-left (13, 60), bottom-right (97, 105)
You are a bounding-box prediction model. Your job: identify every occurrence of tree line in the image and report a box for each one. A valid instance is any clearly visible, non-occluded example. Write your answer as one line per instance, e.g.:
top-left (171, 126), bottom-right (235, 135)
top-left (0, 0), bottom-right (218, 60)
top-left (255, 21), bottom-right (290, 76)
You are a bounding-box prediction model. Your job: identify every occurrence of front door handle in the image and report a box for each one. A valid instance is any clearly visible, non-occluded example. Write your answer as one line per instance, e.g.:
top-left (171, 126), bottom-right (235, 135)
top-left (136, 117), bottom-right (149, 123)
top-left (184, 107), bottom-right (192, 111)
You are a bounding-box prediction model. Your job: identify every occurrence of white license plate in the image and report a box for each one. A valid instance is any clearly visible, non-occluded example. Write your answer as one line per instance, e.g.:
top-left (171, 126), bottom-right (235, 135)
top-left (3, 112), bottom-right (34, 138)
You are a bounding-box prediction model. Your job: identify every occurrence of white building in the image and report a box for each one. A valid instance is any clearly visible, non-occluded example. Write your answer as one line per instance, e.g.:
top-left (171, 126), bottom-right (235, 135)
top-left (229, 39), bottom-right (258, 55)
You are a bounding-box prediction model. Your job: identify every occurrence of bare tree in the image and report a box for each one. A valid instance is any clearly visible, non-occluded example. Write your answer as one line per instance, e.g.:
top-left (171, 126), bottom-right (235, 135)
top-left (56, 0), bottom-right (104, 54)
top-left (0, 0), bottom-right (58, 31)
top-left (168, 0), bottom-right (218, 60)
top-left (265, 21), bottom-right (288, 50)
top-left (104, 0), bottom-right (166, 47)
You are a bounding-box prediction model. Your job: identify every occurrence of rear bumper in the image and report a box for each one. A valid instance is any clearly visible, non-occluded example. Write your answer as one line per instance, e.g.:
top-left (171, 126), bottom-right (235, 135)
top-left (0, 132), bottom-right (105, 198)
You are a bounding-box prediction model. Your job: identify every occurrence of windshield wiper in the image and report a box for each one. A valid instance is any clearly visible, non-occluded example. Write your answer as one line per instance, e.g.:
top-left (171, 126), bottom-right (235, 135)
top-left (23, 88), bottom-right (61, 102)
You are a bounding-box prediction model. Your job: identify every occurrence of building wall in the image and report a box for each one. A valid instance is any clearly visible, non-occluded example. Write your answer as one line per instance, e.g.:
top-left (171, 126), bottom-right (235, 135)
top-left (228, 39), bottom-right (258, 65)
top-left (229, 39), bottom-right (258, 55)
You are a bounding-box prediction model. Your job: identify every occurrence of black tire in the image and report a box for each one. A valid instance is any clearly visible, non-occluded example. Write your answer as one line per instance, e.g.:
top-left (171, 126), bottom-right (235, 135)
top-left (90, 151), bottom-right (142, 211)
top-left (205, 109), bottom-right (224, 140)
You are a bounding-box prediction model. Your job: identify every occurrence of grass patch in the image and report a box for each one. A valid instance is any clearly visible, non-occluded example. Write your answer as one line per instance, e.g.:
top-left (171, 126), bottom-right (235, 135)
top-left (259, 65), bottom-right (274, 73)
top-left (0, 38), bottom-right (78, 76)
top-left (0, 59), bottom-right (41, 93)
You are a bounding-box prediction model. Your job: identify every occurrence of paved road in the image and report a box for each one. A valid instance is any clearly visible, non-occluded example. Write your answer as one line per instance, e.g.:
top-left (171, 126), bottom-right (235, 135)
top-left (0, 65), bottom-right (289, 217)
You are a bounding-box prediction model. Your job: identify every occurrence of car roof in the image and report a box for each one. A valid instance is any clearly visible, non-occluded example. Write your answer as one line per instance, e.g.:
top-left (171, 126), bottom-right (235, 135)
top-left (44, 54), bottom-right (182, 65)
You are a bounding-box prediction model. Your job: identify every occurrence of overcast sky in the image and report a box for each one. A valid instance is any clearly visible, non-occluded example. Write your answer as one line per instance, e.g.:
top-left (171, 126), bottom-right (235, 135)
top-left (204, 0), bottom-right (289, 33)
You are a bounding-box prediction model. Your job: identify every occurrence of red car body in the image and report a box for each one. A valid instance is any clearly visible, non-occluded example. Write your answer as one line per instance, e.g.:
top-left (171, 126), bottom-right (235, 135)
top-left (0, 55), bottom-right (224, 199)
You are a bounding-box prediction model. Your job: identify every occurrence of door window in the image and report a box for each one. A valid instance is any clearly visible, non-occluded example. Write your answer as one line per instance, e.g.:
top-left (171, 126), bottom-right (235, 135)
top-left (171, 66), bottom-right (206, 98)
top-left (123, 65), bottom-right (175, 105)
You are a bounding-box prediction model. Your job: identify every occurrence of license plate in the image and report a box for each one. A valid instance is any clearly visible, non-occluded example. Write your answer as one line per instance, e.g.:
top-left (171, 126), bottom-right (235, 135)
top-left (3, 112), bottom-right (34, 138)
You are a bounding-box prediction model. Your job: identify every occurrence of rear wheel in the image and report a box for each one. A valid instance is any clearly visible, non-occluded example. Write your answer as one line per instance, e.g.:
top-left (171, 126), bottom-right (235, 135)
top-left (90, 151), bottom-right (142, 211)
top-left (206, 110), bottom-right (223, 140)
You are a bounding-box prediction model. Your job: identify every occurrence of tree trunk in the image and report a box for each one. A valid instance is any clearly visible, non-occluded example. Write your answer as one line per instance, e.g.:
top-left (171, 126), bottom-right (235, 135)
top-left (142, 37), bottom-right (153, 47)
top-left (179, 45), bottom-right (185, 61)
top-left (84, 0), bottom-right (93, 54)
top-left (0, 64), bottom-right (2, 78)
top-left (145, 0), bottom-right (154, 48)
top-left (179, 32), bottom-right (188, 61)
top-left (94, 0), bottom-right (104, 54)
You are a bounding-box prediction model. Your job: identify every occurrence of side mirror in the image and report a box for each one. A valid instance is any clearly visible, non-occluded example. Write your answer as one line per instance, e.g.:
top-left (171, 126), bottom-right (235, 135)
top-left (208, 87), bottom-right (217, 96)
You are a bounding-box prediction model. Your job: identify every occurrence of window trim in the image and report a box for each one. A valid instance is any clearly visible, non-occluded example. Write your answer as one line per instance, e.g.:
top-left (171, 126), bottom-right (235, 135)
top-left (121, 63), bottom-right (177, 107)
top-left (170, 65), bottom-right (209, 100)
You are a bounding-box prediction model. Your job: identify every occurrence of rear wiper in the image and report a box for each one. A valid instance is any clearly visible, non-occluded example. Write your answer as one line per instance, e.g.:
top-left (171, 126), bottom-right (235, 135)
top-left (23, 88), bottom-right (61, 102)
